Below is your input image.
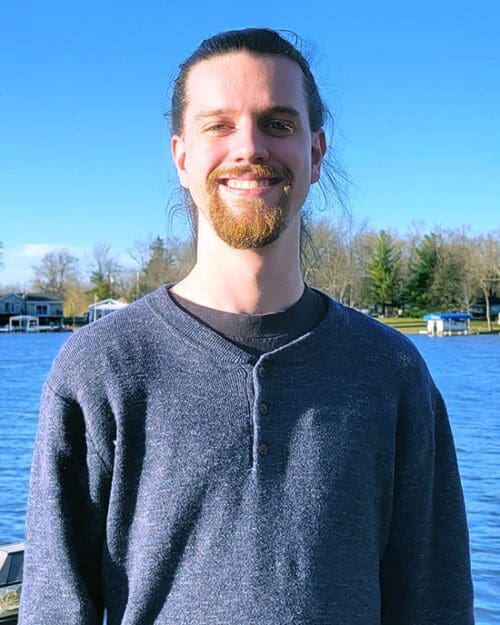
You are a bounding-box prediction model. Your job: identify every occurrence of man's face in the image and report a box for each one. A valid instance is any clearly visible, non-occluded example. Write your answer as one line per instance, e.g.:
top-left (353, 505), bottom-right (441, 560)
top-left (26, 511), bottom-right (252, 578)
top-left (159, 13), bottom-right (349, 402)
top-left (172, 51), bottom-right (325, 249)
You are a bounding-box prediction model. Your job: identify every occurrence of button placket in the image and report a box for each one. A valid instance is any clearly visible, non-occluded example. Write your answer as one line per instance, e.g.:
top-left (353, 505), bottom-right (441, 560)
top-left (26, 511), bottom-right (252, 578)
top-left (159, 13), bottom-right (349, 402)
top-left (252, 363), bottom-right (267, 464)
top-left (258, 443), bottom-right (269, 456)
top-left (257, 365), bottom-right (266, 378)
top-left (251, 359), bottom-right (276, 466)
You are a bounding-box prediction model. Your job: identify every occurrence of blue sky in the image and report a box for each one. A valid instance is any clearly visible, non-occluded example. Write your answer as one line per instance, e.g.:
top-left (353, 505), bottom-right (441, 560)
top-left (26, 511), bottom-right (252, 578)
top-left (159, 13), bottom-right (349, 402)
top-left (1, 0), bottom-right (499, 286)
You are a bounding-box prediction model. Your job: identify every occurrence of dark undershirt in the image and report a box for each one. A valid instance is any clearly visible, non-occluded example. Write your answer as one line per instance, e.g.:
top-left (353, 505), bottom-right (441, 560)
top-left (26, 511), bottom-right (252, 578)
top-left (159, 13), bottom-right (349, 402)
top-left (168, 284), bottom-right (328, 356)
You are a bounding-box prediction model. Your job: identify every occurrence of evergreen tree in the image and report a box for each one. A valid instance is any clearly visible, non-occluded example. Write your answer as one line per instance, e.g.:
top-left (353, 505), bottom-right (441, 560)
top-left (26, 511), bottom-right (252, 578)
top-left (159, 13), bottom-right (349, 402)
top-left (404, 233), bottom-right (440, 315)
top-left (90, 270), bottom-right (115, 300)
top-left (367, 230), bottom-right (401, 314)
top-left (138, 237), bottom-right (175, 296)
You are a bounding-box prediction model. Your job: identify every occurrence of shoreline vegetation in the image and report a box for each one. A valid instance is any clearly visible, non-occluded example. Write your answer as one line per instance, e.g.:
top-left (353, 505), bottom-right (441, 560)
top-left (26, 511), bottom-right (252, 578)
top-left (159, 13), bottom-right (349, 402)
top-left (1, 219), bottom-right (499, 332)
top-left (379, 317), bottom-right (499, 335)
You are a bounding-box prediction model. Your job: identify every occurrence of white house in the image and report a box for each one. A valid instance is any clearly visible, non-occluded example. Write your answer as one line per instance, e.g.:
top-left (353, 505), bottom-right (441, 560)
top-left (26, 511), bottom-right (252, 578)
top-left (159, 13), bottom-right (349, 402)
top-left (88, 298), bottom-right (128, 322)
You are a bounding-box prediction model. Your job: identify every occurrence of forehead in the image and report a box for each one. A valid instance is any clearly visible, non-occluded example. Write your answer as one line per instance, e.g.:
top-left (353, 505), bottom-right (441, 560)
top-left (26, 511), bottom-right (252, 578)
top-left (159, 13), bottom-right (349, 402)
top-left (182, 52), bottom-right (309, 126)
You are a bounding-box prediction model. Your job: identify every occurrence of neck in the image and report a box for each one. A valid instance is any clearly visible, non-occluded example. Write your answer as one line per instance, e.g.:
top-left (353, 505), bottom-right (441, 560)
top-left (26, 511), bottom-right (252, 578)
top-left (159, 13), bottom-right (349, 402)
top-left (171, 213), bottom-right (303, 314)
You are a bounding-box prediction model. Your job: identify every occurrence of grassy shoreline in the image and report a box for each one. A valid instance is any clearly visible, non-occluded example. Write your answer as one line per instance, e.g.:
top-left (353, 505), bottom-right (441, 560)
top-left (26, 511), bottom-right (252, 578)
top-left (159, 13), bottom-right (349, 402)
top-left (377, 317), bottom-right (499, 335)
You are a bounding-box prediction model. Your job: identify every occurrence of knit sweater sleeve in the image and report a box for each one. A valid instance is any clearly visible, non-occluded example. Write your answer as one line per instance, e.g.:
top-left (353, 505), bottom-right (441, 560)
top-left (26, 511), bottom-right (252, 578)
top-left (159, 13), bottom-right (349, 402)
top-left (379, 373), bottom-right (474, 624)
top-left (18, 381), bottom-right (112, 625)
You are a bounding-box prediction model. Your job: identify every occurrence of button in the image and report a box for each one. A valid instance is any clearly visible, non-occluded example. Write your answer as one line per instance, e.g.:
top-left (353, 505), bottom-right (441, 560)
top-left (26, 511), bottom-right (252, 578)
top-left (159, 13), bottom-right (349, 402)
top-left (258, 443), bottom-right (269, 456)
top-left (259, 402), bottom-right (268, 415)
top-left (257, 366), bottom-right (266, 378)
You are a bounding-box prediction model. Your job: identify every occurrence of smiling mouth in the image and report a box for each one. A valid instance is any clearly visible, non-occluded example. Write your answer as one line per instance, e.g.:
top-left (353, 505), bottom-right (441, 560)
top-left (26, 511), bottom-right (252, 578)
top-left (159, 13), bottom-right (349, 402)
top-left (222, 178), bottom-right (281, 190)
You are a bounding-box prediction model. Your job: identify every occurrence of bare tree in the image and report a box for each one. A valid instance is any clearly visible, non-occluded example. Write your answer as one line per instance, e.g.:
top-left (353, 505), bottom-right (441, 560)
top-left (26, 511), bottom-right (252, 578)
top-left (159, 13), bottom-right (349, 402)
top-left (465, 233), bottom-right (500, 331)
top-left (302, 215), bottom-right (367, 306)
top-left (32, 249), bottom-right (81, 299)
top-left (128, 239), bottom-right (151, 275)
top-left (443, 228), bottom-right (478, 313)
top-left (64, 282), bottom-right (91, 318)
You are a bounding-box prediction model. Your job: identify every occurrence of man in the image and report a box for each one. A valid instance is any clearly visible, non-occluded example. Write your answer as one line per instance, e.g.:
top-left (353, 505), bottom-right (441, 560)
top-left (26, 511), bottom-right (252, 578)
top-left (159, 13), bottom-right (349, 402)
top-left (20, 28), bottom-right (473, 624)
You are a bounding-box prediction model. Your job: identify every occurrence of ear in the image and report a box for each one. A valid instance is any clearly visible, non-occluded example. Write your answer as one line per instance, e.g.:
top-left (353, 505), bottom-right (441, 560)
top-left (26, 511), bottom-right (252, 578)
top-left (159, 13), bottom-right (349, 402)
top-left (171, 134), bottom-right (189, 188)
top-left (310, 129), bottom-right (327, 184)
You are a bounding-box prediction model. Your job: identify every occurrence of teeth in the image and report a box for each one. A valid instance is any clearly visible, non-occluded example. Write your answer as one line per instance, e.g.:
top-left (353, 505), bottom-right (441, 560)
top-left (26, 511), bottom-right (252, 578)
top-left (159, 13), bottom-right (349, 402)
top-left (225, 179), bottom-right (273, 189)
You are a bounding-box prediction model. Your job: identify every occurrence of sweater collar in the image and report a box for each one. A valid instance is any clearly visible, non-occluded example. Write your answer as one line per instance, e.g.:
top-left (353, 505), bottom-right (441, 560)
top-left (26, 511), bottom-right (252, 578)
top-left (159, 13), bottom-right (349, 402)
top-left (145, 284), bottom-right (343, 367)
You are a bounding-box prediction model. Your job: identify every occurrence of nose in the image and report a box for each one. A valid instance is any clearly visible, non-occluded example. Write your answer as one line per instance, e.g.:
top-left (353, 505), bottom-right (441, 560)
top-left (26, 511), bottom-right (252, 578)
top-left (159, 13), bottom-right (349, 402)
top-left (230, 120), bottom-right (269, 163)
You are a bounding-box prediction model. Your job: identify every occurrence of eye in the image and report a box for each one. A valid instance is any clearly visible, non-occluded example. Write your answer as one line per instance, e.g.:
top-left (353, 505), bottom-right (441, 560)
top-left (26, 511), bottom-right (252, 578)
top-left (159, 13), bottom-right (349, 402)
top-left (266, 119), bottom-right (295, 134)
top-left (203, 122), bottom-right (232, 134)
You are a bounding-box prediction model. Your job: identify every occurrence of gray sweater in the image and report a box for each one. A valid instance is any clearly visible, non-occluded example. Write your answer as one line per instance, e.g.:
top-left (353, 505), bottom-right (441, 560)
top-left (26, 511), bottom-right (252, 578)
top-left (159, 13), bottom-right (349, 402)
top-left (19, 287), bottom-right (474, 624)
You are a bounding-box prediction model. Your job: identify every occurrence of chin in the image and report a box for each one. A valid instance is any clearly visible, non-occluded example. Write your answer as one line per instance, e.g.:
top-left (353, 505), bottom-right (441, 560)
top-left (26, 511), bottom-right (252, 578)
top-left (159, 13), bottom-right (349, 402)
top-left (209, 195), bottom-right (291, 250)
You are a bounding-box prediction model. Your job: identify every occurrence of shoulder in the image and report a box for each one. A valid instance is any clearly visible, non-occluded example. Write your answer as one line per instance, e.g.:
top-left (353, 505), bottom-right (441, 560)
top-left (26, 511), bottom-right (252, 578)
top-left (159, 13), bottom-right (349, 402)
top-left (59, 292), bottom-right (153, 354)
top-left (46, 288), bottom-right (177, 399)
top-left (318, 296), bottom-right (443, 438)
top-left (321, 294), bottom-right (431, 385)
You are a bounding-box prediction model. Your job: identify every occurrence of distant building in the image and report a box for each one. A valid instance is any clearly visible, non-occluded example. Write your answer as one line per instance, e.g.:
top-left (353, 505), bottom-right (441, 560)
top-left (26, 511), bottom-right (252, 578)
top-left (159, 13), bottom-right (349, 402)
top-left (0, 293), bottom-right (64, 329)
top-left (0, 542), bottom-right (24, 623)
top-left (88, 298), bottom-right (128, 322)
top-left (423, 312), bottom-right (471, 336)
top-left (469, 297), bottom-right (500, 319)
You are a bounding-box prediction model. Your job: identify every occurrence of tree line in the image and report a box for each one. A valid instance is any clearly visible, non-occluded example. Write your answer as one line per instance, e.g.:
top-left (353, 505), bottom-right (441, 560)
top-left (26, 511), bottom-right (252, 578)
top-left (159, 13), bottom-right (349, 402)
top-left (302, 217), bottom-right (499, 329)
top-left (1, 218), bottom-right (499, 328)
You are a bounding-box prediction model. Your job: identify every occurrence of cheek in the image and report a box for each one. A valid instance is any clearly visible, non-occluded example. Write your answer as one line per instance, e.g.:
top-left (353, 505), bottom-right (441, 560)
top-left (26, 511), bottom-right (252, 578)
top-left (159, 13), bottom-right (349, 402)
top-left (185, 137), bottom-right (224, 168)
top-left (185, 154), bottom-right (220, 193)
top-left (291, 155), bottom-right (313, 188)
top-left (279, 141), bottom-right (311, 178)
top-left (290, 158), bottom-right (314, 207)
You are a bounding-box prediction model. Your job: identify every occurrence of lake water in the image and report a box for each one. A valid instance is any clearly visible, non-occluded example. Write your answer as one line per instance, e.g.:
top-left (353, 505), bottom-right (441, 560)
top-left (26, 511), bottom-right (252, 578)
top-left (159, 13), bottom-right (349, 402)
top-left (0, 331), bottom-right (498, 622)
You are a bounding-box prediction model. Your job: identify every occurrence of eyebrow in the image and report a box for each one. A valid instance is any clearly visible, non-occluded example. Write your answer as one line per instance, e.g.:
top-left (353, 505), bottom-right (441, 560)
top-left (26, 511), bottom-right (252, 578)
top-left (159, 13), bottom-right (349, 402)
top-left (194, 106), bottom-right (301, 122)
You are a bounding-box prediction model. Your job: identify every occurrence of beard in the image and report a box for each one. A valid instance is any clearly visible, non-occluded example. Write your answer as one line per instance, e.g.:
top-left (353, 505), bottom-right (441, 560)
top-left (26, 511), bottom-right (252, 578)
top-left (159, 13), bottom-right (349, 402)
top-left (205, 164), bottom-right (294, 249)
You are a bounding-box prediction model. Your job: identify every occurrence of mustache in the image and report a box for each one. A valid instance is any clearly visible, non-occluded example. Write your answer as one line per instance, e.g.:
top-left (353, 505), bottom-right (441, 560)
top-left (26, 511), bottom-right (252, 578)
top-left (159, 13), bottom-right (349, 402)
top-left (207, 164), bottom-right (293, 187)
